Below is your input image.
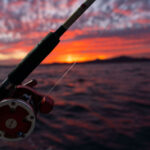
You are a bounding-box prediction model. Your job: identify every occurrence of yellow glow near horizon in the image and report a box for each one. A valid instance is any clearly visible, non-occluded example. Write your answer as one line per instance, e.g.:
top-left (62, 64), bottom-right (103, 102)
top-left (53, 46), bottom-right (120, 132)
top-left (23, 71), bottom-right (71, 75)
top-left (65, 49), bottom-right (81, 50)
top-left (55, 54), bottom-right (86, 63)
top-left (0, 50), bottom-right (27, 60)
top-left (66, 55), bottom-right (75, 63)
top-left (98, 55), bottom-right (107, 60)
top-left (65, 54), bottom-right (90, 63)
top-left (52, 54), bottom-right (108, 64)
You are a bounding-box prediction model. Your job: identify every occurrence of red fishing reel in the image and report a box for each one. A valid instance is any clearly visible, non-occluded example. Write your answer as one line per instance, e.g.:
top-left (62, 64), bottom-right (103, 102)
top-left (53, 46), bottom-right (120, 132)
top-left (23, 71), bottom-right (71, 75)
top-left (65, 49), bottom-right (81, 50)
top-left (0, 80), bottom-right (54, 141)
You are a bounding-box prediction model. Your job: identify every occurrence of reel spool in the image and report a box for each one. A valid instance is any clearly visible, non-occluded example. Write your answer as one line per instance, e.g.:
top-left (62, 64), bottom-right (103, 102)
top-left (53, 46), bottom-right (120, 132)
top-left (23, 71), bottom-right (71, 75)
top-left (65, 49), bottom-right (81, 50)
top-left (0, 99), bottom-right (35, 141)
top-left (0, 80), bottom-right (54, 141)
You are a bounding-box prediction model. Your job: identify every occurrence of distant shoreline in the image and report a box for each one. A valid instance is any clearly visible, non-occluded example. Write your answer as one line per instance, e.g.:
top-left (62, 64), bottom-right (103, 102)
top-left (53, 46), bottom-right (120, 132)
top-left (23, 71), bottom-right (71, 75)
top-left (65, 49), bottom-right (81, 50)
top-left (44, 56), bottom-right (150, 65)
top-left (0, 56), bottom-right (150, 67)
top-left (78, 56), bottom-right (150, 64)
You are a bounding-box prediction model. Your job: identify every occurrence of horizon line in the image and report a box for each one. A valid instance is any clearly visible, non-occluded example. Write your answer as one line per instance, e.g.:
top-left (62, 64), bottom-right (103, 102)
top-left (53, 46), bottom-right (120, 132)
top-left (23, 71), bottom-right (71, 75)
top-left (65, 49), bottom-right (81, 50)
top-left (1, 55), bottom-right (150, 66)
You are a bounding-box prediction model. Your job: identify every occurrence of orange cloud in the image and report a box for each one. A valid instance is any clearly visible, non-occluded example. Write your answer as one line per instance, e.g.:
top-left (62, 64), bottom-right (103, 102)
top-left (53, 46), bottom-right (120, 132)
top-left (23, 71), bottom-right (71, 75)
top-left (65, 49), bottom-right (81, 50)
top-left (1, 27), bottom-right (150, 64)
top-left (113, 8), bottom-right (132, 16)
top-left (42, 31), bottom-right (150, 63)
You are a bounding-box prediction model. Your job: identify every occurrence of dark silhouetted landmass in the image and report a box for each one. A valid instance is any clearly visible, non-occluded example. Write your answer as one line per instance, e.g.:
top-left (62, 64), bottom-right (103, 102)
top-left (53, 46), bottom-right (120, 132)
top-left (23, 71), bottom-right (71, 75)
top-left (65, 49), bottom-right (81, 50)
top-left (79, 56), bottom-right (150, 64)
top-left (34, 56), bottom-right (150, 66)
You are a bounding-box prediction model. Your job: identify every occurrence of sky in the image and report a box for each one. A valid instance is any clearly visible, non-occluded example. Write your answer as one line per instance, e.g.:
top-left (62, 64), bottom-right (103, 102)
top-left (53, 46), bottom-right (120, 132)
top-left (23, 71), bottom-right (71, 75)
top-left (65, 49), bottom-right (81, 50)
top-left (0, 0), bottom-right (150, 64)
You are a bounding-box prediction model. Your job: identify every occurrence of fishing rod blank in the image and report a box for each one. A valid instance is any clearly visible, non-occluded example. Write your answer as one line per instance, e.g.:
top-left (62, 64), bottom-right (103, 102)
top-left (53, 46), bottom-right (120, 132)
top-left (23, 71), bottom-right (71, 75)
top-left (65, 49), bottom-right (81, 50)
top-left (0, 0), bottom-right (96, 141)
top-left (4, 0), bottom-right (95, 87)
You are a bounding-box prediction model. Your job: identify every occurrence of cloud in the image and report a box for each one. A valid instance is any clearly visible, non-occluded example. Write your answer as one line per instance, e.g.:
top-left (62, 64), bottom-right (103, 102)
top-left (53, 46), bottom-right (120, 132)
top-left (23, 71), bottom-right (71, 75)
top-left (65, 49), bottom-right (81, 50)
top-left (0, 50), bottom-right (27, 60)
top-left (0, 32), bottom-right (21, 43)
top-left (0, 0), bottom-right (150, 63)
top-left (0, 0), bottom-right (149, 33)
top-left (62, 26), bottom-right (150, 44)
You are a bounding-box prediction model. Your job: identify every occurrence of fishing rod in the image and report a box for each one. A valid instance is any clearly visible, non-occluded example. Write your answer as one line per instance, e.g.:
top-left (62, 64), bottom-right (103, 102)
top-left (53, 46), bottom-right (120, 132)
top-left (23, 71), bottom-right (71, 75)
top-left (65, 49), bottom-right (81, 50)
top-left (0, 0), bottom-right (96, 141)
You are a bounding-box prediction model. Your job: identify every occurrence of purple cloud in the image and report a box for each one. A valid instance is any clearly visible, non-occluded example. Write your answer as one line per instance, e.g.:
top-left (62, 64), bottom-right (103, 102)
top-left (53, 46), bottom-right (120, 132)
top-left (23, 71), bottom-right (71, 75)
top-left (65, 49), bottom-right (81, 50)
top-left (0, 0), bottom-right (150, 58)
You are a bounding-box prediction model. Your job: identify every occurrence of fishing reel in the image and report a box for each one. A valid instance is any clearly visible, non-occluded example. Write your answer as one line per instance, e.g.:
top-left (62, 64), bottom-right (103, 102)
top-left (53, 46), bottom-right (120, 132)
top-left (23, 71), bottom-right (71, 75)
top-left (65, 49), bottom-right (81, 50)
top-left (0, 80), bottom-right (54, 141)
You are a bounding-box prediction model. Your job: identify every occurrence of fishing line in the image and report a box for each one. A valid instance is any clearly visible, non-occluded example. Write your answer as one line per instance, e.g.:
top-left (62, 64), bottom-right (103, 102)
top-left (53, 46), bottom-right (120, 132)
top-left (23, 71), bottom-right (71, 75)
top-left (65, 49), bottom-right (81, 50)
top-left (48, 62), bottom-right (76, 94)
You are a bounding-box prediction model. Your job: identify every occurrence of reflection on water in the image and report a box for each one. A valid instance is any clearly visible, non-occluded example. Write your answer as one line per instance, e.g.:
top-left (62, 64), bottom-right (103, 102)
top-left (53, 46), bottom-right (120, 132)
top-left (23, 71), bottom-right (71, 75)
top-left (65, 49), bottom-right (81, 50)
top-left (0, 62), bottom-right (150, 150)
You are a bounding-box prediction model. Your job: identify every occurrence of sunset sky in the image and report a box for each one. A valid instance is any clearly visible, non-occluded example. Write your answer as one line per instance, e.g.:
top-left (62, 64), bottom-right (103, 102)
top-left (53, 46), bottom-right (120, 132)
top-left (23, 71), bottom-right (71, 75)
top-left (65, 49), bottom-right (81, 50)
top-left (0, 0), bottom-right (150, 64)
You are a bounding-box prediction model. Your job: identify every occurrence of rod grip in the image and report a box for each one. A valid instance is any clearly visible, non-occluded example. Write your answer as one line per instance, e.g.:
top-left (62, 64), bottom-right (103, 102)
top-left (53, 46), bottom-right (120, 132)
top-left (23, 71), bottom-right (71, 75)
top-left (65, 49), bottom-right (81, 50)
top-left (8, 32), bottom-right (59, 85)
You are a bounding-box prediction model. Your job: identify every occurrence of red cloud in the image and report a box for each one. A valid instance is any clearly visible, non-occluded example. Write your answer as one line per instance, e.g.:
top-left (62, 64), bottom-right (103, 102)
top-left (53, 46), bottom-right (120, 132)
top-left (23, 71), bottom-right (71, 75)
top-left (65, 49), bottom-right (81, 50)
top-left (0, 0), bottom-right (150, 64)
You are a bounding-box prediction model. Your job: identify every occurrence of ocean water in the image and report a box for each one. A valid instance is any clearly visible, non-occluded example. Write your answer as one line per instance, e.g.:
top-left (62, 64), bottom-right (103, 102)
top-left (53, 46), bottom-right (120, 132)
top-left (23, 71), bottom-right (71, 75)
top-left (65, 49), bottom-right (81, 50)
top-left (0, 62), bottom-right (150, 150)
